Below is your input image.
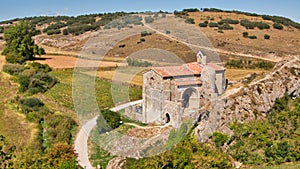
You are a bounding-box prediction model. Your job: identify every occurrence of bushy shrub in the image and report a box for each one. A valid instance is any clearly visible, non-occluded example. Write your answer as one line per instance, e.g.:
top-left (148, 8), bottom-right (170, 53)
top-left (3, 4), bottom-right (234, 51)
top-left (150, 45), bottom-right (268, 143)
top-left (16, 66), bottom-right (57, 94)
top-left (217, 20), bottom-right (224, 25)
top-left (240, 19), bottom-right (256, 29)
top-left (140, 38), bottom-right (145, 42)
top-left (218, 23), bottom-right (233, 30)
top-left (222, 18), bottom-right (239, 24)
top-left (185, 18), bottom-right (195, 24)
top-left (27, 62), bottom-right (52, 73)
top-left (256, 22), bottom-right (270, 29)
top-left (240, 19), bottom-right (270, 30)
top-left (45, 114), bottom-right (77, 145)
top-left (243, 32), bottom-right (249, 37)
top-left (264, 34), bottom-right (270, 39)
top-left (141, 31), bottom-right (152, 37)
top-left (254, 61), bottom-right (274, 70)
top-left (46, 29), bottom-right (61, 35)
top-left (145, 16), bottom-right (154, 23)
top-left (18, 75), bottom-right (30, 92)
top-left (199, 22), bottom-right (208, 27)
top-left (20, 97), bottom-right (44, 113)
top-left (273, 23), bottom-right (283, 30)
top-left (42, 22), bottom-right (67, 33)
top-left (248, 35), bottom-right (257, 39)
top-left (209, 22), bottom-right (218, 27)
top-left (2, 63), bottom-right (24, 75)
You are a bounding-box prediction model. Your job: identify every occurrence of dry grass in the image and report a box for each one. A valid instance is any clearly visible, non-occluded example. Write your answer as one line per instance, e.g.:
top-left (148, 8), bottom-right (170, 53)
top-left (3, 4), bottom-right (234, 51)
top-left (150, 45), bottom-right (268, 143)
top-left (188, 12), bottom-right (300, 57)
top-left (84, 66), bottom-right (147, 86)
top-left (34, 55), bottom-right (126, 69)
top-left (225, 68), bottom-right (268, 81)
top-left (0, 72), bottom-right (33, 153)
top-left (104, 33), bottom-right (196, 63)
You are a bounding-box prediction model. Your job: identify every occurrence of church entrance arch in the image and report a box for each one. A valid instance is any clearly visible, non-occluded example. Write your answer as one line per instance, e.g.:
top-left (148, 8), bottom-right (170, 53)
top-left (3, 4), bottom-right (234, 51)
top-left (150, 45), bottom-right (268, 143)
top-left (182, 88), bottom-right (199, 109)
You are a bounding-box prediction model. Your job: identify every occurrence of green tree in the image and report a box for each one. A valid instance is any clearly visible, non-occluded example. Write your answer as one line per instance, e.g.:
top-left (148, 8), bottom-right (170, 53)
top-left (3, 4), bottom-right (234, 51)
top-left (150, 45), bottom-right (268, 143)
top-left (2, 21), bottom-right (45, 63)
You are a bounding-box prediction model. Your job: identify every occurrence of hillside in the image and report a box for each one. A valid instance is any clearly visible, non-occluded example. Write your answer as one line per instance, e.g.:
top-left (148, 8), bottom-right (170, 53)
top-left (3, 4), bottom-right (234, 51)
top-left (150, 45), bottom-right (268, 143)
top-left (1, 9), bottom-right (299, 63)
top-left (188, 11), bottom-right (300, 57)
top-left (0, 8), bottom-right (299, 169)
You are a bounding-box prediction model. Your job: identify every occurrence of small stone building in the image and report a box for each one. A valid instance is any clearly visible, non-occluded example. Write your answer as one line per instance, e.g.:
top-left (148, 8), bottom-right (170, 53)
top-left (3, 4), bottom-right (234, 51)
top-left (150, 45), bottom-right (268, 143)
top-left (125, 51), bottom-right (227, 127)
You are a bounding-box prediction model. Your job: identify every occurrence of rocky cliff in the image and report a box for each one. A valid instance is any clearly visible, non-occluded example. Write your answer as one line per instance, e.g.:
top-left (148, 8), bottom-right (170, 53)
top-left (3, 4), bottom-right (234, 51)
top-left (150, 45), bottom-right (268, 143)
top-left (197, 58), bottom-right (300, 139)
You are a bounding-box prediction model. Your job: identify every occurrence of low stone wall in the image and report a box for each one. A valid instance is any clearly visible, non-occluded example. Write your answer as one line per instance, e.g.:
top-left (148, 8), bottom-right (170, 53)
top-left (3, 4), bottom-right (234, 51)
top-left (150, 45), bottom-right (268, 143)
top-left (124, 104), bottom-right (143, 122)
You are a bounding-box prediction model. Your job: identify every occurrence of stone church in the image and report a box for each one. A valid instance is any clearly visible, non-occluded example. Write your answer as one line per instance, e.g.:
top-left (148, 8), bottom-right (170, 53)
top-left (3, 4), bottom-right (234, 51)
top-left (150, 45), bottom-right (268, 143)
top-left (125, 51), bottom-right (227, 127)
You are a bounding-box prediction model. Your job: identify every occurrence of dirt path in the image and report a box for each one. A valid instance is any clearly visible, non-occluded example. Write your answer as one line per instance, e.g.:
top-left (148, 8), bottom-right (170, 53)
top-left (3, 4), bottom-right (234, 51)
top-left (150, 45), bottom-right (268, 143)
top-left (142, 18), bottom-right (282, 63)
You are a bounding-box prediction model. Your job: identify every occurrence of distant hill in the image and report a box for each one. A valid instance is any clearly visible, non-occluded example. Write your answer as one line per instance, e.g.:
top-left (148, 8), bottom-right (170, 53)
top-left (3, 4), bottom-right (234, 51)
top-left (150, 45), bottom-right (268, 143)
top-left (0, 9), bottom-right (299, 62)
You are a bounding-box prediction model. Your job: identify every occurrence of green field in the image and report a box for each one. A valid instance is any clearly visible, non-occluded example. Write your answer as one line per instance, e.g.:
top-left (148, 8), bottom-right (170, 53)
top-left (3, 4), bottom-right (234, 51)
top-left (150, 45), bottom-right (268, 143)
top-left (45, 69), bottom-right (142, 112)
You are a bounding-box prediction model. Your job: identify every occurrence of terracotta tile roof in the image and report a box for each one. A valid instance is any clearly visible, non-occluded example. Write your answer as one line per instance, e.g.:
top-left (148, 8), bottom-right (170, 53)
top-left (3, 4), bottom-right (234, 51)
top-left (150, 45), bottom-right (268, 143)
top-left (152, 62), bottom-right (224, 77)
top-left (152, 65), bottom-right (195, 77)
top-left (185, 62), bottom-right (203, 74)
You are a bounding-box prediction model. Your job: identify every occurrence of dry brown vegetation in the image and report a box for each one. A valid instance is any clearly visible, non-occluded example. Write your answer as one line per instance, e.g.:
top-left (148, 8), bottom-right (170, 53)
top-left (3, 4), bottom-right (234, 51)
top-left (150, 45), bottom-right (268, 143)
top-left (188, 12), bottom-right (300, 57)
top-left (34, 55), bottom-right (126, 69)
top-left (104, 34), bottom-right (196, 63)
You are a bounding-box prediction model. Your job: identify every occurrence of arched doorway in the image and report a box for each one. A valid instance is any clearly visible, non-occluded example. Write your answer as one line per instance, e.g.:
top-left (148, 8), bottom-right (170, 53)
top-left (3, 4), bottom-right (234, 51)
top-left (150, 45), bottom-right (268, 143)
top-left (182, 88), bottom-right (199, 109)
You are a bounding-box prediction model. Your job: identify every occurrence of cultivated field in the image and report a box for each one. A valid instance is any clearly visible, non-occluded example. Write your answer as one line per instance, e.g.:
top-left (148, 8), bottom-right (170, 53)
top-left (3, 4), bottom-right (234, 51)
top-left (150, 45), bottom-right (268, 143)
top-left (34, 55), bottom-right (126, 69)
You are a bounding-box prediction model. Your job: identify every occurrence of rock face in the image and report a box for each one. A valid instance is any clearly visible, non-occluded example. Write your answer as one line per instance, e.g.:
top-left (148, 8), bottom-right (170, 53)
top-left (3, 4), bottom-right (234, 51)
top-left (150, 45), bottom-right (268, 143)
top-left (106, 157), bottom-right (126, 169)
top-left (195, 58), bottom-right (300, 140)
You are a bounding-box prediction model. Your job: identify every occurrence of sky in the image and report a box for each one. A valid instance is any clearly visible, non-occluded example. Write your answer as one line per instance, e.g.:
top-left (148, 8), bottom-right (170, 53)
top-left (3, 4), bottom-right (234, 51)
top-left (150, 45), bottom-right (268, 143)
top-left (0, 0), bottom-right (299, 23)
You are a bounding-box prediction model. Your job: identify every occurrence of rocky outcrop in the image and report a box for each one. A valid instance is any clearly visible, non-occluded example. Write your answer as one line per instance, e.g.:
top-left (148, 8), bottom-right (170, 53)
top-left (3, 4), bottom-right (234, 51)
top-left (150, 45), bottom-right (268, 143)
top-left (221, 58), bottom-right (300, 133)
top-left (106, 157), bottom-right (126, 169)
top-left (195, 58), bottom-right (300, 140)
